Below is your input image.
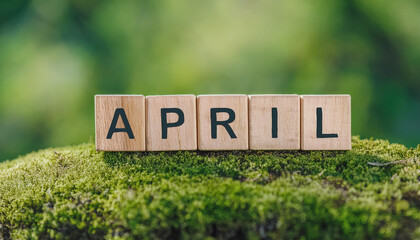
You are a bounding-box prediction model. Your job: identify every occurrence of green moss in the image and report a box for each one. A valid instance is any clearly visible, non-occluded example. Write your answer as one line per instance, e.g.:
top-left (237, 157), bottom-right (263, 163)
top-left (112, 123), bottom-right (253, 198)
top-left (0, 136), bottom-right (419, 239)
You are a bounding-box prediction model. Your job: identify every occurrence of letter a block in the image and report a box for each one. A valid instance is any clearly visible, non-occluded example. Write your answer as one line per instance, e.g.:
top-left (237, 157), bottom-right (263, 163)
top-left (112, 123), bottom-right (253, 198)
top-left (249, 95), bottom-right (300, 150)
top-left (197, 95), bottom-right (248, 150)
top-left (300, 95), bottom-right (351, 150)
top-left (95, 95), bottom-right (146, 151)
top-left (146, 95), bottom-right (197, 151)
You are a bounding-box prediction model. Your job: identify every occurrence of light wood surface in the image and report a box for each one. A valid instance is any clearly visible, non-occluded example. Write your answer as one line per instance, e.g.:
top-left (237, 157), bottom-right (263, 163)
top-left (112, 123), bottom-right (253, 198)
top-left (95, 95), bottom-right (146, 151)
top-left (300, 95), bottom-right (351, 150)
top-left (95, 94), bottom-right (352, 151)
top-left (197, 95), bottom-right (248, 150)
top-left (249, 95), bottom-right (300, 150)
top-left (146, 95), bottom-right (197, 151)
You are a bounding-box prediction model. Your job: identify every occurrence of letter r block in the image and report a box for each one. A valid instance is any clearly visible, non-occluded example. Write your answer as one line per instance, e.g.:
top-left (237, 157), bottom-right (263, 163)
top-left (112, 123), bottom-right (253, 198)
top-left (249, 95), bottom-right (300, 150)
top-left (300, 95), bottom-right (351, 150)
top-left (197, 95), bottom-right (248, 150)
top-left (146, 95), bottom-right (197, 151)
top-left (95, 95), bottom-right (146, 151)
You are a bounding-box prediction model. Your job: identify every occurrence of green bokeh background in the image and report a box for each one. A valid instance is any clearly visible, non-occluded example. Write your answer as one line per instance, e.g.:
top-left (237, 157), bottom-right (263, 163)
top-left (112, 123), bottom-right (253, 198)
top-left (0, 0), bottom-right (419, 162)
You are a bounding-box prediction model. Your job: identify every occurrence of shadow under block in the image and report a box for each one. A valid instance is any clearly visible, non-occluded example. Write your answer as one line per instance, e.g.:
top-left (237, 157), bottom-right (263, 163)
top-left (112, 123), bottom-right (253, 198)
top-left (300, 95), bottom-right (351, 150)
top-left (146, 95), bottom-right (197, 151)
top-left (197, 95), bottom-right (248, 150)
top-left (95, 95), bottom-right (146, 151)
top-left (249, 95), bottom-right (300, 150)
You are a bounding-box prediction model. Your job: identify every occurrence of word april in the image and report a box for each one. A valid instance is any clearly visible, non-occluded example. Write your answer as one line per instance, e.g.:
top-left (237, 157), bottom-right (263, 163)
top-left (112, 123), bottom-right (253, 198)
top-left (95, 94), bottom-right (351, 151)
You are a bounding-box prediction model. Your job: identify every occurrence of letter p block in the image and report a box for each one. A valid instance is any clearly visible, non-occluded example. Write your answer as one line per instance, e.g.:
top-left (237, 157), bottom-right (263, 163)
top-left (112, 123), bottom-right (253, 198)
top-left (95, 95), bottom-right (146, 151)
top-left (146, 95), bottom-right (197, 151)
top-left (197, 95), bottom-right (248, 150)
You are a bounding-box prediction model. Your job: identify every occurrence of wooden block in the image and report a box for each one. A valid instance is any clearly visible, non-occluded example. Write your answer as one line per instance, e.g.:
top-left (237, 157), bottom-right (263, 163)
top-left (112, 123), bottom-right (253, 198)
top-left (300, 95), bottom-right (351, 150)
top-left (249, 95), bottom-right (300, 150)
top-left (146, 95), bottom-right (197, 151)
top-left (95, 95), bottom-right (146, 151)
top-left (197, 95), bottom-right (248, 150)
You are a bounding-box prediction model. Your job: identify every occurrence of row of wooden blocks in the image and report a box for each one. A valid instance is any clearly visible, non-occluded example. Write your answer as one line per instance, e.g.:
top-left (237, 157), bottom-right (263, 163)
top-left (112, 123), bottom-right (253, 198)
top-left (95, 94), bottom-right (351, 151)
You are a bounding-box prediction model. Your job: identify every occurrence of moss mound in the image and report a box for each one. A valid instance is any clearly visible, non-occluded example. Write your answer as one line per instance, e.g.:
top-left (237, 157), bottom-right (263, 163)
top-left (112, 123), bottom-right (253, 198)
top-left (0, 137), bottom-right (420, 239)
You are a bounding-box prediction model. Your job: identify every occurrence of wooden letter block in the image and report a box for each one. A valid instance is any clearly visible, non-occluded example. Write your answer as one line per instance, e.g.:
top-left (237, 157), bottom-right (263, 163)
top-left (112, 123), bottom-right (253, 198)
top-left (197, 95), bottom-right (248, 150)
top-left (146, 95), bottom-right (197, 151)
top-left (249, 95), bottom-right (300, 150)
top-left (95, 95), bottom-right (146, 151)
top-left (300, 95), bottom-right (351, 150)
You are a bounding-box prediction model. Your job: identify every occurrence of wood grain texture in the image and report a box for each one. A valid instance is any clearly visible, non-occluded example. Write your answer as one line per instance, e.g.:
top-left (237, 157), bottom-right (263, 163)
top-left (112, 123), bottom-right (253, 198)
top-left (146, 95), bottom-right (197, 151)
top-left (249, 95), bottom-right (300, 150)
top-left (300, 95), bottom-right (351, 150)
top-left (197, 95), bottom-right (248, 150)
top-left (95, 95), bottom-right (145, 151)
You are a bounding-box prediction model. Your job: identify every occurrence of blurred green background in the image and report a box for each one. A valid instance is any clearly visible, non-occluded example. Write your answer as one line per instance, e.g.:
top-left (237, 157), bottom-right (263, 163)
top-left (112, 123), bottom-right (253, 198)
top-left (0, 0), bottom-right (419, 161)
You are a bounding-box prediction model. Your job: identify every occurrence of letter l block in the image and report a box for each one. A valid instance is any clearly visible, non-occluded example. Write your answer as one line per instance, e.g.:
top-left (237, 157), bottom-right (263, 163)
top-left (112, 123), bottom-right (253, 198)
top-left (300, 95), bottom-right (351, 150)
top-left (95, 95), bottom-right (146, 151)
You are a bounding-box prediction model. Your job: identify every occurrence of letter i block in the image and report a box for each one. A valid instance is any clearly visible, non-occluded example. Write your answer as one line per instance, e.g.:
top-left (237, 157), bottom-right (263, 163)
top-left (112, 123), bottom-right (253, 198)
top-left (95, 95), bottom-right (146, 151)
top-left (300, 95), bottom-right (351, 150)
top-left (197, 95), bottom-right (248, 150)
top-left (249, 95), bottom-right (300, 150)
top-left (146, 95), bottom-right (197, 151)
